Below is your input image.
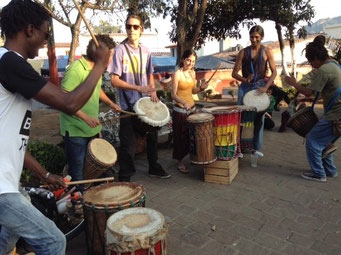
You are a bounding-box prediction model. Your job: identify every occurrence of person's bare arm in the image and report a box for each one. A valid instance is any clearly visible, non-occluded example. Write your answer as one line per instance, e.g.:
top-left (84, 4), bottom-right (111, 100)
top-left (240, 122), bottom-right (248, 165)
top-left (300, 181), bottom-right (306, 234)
top-left (258, 47), bottom-right (277, 93)
top-left (74, 110), bottom-right (100, 128)
top-left (284, 75), bottom-right (314, 97)
top-left (110, 74), bottom-right (156, 94)
top-left (24, 151), bottom-right (66, 191)
top-left (232, 50), bottom-right (248, 83)
top-left (99, 89), bottom-right (120, 111)
top-left (34, 43), bottom-right (110, 115)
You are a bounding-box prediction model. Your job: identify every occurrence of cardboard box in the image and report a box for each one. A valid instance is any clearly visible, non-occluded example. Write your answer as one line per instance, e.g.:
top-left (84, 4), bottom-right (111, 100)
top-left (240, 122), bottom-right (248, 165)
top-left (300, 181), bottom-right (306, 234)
top-left (204, 158), bottom-right (238, 185)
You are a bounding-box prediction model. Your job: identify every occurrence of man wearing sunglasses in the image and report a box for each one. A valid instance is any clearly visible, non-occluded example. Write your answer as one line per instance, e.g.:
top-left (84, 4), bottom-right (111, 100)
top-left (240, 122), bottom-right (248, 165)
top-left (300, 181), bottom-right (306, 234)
top-left (108, 14), bottom-right (171, 182)
top-left (0, 0), bottom-right (111, 254)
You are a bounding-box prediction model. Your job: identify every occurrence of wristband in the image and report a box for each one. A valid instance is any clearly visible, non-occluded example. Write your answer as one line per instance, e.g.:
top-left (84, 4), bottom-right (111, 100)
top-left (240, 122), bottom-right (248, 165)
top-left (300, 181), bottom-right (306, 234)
top-left (45, 172), bottom-right (51, 181)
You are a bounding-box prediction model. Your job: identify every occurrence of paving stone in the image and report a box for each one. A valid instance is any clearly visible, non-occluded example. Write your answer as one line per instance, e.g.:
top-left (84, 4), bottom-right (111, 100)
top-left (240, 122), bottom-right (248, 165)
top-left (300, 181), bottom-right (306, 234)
top-left (283, 243), bottom-right (322, 255)
top-left (234, 238), bottom-right (271, 255)
top-left (180, 231), bottom-right (210, 248)
top-left (323, 231), bottom-right (341, 247)
top-left (259, 223), bottom-right (292, 239)
top-left (310, 240), bottom-right (341, 255)
top-left (285, 232), bottom-right (315, 248)
top-left (232, 214), bottom-right (264, 230)
top-left (252, 232), bottom-right (288, 250)
top-left (229, 224), bottom-right (258, 240)
top-left (208, 228), bottom-right (241, 245)
top-left (202, 239), bottom-right (240, 255)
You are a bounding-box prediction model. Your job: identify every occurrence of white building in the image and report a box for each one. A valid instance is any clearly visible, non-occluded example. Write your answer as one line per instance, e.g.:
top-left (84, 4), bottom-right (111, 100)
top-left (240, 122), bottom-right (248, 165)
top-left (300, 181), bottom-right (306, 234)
top-left (324, 24), bottom-right (341, 39)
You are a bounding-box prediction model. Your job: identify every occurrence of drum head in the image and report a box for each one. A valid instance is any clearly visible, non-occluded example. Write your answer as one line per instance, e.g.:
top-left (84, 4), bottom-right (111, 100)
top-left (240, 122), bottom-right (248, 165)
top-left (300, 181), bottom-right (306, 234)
top-left (88, 138), bottom-right (117, 165)
top-left (202, 105), bottom-right (239, 114)
top-left (106, 208), bottom-right (164, 239)
top-left (187, 112), bottom-right (214, 123)
top-left (133, 97), bottom-right (170, 127)
top-left (83, 182), bottom-right (145, 208)
top-left (243, 90), bottom-right (270, 112)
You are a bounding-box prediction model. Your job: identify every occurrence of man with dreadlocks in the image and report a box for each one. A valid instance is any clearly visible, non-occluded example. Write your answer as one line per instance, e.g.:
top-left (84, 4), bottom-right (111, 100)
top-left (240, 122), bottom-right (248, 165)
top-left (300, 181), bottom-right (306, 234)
top-left (0, 0), bottom-right (111, 254)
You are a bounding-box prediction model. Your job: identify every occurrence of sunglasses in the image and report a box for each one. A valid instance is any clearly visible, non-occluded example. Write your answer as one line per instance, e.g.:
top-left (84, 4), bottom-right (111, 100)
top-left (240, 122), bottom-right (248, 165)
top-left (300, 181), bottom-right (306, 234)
top-left (39, 27), bottom-right (51, 40)
top-left (125, 24), bottom-right (141, 31)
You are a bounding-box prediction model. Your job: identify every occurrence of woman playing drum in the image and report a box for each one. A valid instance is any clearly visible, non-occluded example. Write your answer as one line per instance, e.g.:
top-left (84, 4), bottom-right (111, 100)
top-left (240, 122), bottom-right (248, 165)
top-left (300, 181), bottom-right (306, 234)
top-left (285, 35), bottom-right (341, 182)
top-left (232, 25), bottom-right (277, 157)
top-left (171, 49), bottom-right (208, 173)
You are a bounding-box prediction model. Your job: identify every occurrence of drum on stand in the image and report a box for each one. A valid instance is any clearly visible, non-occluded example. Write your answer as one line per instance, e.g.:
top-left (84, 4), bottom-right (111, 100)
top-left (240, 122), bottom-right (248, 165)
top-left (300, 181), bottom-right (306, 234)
top-left (105, 207), bottom-right (168, 255)
top-left (187, 112), bottom-right (216, 164)
top-left (133, 97), bottom-right (170, 136)
top-left (82, 182), bottom-right (147, 255)
top-left (83, 138), bottom-right (117, 181)
top-left (202, 106), bottom-right (241, 160)
top-left (236, 105), bottom-right (257, 153)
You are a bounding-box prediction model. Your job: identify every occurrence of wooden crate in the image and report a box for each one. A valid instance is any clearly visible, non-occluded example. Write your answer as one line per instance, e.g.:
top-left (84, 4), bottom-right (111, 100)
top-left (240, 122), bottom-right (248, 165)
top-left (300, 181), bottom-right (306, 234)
top-left (204, 158), bottom-right (238, 185)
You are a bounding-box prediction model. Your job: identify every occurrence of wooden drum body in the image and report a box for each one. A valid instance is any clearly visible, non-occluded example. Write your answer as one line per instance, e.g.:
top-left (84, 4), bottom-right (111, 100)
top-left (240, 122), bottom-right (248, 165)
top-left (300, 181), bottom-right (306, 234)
top-left (237, 105), bottom-right (257, 153)
top-left (83, 138), bottom-right (117, 180)
top-left (82, 182), bottom-right (147, 255)
top-left (287, 107), bottom-right (318, 137)
top-left (203, 106), bottom-right (241, 160)
top-left (105, 208), bottom-right (168, 255)
top-left (187, 112), bottom-right (216, 164)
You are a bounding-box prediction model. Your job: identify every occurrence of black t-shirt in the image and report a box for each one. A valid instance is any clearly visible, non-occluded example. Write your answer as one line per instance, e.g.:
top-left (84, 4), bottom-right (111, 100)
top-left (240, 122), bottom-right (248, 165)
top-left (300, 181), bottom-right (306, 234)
top-left (0, 50), bottom-right (47, 99)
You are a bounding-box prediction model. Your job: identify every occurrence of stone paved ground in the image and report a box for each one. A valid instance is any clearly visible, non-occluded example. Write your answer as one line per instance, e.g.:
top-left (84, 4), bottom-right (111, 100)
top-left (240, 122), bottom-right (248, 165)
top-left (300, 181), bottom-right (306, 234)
top-left (63, 108), bottom-right (341, 255)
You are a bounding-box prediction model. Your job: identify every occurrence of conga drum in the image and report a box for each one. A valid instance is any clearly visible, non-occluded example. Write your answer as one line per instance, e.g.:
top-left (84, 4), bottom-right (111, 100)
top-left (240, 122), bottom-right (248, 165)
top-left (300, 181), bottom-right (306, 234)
top-left (202, 106), bottom-right (241, 160)
top-left (236, 105), bottom-right (257, 153)
top-left (82, 182), bottom-right (147, 255)
top-left (187, 112), bottom-right (216, 164)
top-left (105, 207), bottom-right (168, 255)
top-left (287, 107), bottom-right (318, 137)
top-left (83, 138), bottom-right (117, 180)
top-left (133, 97), bottom-right (170, 136)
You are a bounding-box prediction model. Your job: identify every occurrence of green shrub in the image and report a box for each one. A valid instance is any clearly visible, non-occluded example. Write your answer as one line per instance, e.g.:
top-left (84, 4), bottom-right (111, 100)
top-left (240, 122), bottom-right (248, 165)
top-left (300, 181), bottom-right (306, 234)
top-left (21, 140), bottom-right (66, 186)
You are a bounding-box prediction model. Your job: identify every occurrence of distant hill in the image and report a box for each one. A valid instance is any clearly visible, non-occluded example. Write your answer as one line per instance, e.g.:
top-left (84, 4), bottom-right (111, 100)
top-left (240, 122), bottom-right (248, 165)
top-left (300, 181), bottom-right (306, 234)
top-left (305, 16), bottom-right (341, 34)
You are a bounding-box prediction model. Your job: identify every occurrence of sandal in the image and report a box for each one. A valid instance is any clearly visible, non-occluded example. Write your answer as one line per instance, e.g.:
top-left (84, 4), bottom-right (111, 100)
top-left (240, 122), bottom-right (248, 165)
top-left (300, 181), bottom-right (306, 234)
top-left (177, 166), bottom-right (189, 174)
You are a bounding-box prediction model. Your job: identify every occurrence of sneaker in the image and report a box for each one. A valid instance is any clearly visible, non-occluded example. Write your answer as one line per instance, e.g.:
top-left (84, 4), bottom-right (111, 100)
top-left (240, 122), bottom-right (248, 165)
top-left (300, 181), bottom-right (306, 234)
top-left (326, 172), bottom-right (338, 178)
top-left (253, 150), bottom-right (264, 157)
top-left (322, 144), bottom-right (337, 159)
top-left (148, 169), bottom-right (171, 179)
top-left (301, 172), bottom-right (326, 182)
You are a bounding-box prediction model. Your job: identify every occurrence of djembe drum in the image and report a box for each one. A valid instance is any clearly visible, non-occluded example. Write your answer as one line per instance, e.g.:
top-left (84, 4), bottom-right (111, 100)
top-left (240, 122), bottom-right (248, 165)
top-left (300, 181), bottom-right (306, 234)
top-left (236, 105), bottom-right (257, 153)
top-left (83, 138), bottom-right (117, 181)
top-left (133, 97), bottom-right (170, 136)
top-left (202, 106), bottom-right (241, 160)
top-left (105, 207), bottom-right (168, 255)
top-left (82, 182), bottom-right (147, 255)
top-left (242, 90), bottom-right (270, 112)
top-left (187, 112), bottom-right (216, 164)
top-left (287, 107), bottom-right (318, 137)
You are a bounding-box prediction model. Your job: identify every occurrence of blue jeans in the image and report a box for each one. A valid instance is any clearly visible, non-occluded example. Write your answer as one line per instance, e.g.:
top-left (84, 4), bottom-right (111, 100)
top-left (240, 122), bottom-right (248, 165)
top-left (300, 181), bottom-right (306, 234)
top-left (0, 193), bottom-right (66, 255)
top-left (63, 132), bottom-right (95, 182)
top-left (306, 118), bottom-right (339, 177)
top-left (237, 81), bottom-right (265, 151)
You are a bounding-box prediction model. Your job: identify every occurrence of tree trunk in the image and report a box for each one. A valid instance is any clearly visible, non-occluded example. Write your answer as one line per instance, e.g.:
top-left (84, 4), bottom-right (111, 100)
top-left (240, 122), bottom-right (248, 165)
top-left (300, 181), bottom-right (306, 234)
top-left (275, 22), bottom-right (289, 76)
top-left (175, 0), bottom-right (207, 65)
top-left (68, 13), bottom-right (83, 64)
top-left (288, 28), bottom-right (296, 77)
